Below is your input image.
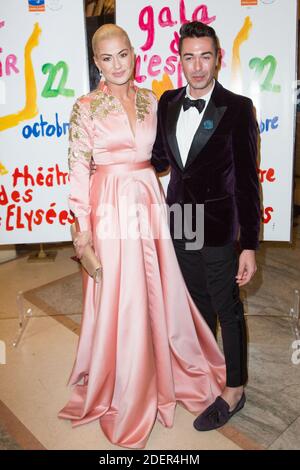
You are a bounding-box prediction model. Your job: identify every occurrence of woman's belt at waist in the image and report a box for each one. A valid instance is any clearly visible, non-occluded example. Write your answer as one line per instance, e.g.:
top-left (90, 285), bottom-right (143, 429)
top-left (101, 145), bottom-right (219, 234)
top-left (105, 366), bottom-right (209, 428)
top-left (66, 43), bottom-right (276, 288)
top-left (95, 161), bottom-right (152, 174)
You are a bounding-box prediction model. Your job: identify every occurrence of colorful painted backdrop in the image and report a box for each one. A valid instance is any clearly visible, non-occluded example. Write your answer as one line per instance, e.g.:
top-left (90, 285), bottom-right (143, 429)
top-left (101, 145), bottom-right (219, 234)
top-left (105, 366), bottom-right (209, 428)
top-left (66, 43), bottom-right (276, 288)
top-left (0, 0), bottom-right (89, 244)
top-left (116, 0), bottom-right (298, 242)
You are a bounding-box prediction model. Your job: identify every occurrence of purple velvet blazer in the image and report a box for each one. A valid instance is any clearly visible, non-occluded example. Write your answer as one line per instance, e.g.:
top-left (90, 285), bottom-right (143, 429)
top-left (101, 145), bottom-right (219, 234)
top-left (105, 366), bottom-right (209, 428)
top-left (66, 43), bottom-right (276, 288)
top-left (151, 81), bottom-right (261, 250)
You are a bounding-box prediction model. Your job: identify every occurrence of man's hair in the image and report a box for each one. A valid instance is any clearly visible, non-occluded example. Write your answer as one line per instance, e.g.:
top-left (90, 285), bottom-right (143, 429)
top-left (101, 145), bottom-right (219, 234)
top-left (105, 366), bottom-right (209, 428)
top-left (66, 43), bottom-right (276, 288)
top-left (179, 21), bottom-right (219, 56)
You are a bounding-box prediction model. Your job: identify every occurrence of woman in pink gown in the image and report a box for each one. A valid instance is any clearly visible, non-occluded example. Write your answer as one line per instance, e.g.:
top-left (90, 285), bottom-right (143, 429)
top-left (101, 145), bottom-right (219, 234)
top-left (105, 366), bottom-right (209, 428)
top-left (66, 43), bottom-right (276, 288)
top-left (58, 24), bottom-right (225, 449)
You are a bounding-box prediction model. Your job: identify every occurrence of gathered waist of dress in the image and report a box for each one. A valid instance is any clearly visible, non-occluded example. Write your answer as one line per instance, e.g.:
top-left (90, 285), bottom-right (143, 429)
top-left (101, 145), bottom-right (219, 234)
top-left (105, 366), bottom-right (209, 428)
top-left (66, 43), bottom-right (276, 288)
top-left (94, 161), bottom-right (153, 175)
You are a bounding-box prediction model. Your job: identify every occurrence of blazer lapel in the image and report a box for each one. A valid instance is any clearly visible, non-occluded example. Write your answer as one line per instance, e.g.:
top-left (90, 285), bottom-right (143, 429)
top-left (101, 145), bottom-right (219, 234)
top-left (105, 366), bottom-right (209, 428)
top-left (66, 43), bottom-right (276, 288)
top-left (166, 89), bottom-right (185, 171)
top-left (185, 85), bottom-right (227, 169)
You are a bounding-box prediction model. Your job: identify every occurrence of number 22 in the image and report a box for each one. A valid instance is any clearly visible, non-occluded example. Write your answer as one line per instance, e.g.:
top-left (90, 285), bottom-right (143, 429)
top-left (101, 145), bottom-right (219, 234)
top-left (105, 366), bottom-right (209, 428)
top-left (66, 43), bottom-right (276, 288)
top-left (42, 61), bottom-right (74, 98)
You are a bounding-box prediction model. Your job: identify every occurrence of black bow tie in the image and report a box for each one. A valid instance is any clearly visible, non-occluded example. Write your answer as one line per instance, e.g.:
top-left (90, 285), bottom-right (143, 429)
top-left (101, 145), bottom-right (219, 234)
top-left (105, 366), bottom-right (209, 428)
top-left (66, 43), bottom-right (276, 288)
top-left (183, 96), bottom-right (205, 113)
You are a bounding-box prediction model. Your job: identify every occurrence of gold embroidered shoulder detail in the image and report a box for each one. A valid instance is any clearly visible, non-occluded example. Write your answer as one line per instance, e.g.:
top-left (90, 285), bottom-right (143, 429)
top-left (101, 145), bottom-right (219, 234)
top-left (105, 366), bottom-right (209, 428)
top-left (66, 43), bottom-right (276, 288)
top-left (69, 100), bottom-right (83, 134)
top-left (89, 90), bottom-right (123, 119)
top-left (136, 88), bottom-right (153, 122)
top-left (68, 99), bottom-right (93, 172)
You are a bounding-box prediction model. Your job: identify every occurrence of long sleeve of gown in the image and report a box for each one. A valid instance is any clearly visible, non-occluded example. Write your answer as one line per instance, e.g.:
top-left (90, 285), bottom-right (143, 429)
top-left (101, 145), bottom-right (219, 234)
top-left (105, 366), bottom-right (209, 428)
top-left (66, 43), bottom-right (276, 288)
top-left (68, 98), bottom-right (93, 232)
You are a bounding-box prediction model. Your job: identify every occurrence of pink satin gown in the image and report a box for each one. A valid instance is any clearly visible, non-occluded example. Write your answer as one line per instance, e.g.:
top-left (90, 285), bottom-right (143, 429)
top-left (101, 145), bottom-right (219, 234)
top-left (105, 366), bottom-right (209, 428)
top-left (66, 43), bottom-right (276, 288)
top-left (58, 81), bottom-right (226, 449)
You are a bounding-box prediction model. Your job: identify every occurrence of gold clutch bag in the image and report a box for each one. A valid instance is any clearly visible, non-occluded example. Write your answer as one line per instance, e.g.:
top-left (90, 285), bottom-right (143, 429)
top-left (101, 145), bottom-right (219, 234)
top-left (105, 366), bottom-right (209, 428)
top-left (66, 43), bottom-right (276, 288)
top-left (70, 223), bottom-right (102, 283)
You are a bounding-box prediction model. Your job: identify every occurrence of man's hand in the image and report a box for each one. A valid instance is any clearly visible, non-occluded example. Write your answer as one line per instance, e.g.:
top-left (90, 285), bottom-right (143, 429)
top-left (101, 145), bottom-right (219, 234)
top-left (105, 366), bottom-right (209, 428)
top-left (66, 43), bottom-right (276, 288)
top-left (236, 249), bottom-right (257, 286)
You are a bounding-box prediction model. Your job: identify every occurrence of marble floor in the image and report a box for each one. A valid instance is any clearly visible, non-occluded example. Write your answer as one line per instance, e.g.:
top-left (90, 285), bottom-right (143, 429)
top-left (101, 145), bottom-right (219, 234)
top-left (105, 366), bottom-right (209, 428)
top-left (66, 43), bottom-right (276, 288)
top-left (0, 246), bottom-right (242, 451)
top-left (235, 215), bottom-right (300, 449)
top-left (0, 216), bottom-right (299, 450)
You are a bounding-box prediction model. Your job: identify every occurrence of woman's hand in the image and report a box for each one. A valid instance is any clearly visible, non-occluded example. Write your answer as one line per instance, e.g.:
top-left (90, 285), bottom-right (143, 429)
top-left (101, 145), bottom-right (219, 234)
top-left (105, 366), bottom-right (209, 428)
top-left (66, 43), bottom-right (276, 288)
top-left (73, 230), bottom-right (92, 259)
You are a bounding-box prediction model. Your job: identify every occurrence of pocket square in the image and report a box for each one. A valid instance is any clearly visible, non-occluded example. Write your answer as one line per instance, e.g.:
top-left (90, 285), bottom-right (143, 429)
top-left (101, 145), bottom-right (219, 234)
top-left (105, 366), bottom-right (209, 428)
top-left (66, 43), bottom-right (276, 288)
top-left (203, 119), bottom-right (214, 130)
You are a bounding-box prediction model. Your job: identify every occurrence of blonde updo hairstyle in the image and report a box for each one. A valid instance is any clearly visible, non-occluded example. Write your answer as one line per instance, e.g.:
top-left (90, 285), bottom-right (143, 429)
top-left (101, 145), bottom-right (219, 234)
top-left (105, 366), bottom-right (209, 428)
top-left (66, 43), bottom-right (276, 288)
top-left (92, 24), bottom-right (132, 58)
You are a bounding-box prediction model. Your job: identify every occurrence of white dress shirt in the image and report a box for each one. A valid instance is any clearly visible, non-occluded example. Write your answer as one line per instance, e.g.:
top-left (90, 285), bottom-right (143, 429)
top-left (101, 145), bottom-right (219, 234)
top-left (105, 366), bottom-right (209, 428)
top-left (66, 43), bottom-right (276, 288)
top-left (176, 80), bottom-right (215, 167)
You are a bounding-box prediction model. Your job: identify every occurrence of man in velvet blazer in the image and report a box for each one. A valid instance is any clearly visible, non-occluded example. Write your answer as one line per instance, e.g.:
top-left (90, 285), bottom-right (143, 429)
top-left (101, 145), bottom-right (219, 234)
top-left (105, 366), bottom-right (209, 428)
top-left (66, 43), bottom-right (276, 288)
top-left (151, 21), bottom-right (261, 431)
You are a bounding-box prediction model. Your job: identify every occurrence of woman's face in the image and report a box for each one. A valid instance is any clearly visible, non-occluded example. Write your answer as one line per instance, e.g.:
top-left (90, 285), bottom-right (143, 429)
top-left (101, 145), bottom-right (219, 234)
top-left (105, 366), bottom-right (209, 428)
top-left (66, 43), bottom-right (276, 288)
top-left (94, 35), bottom-right (135, 87)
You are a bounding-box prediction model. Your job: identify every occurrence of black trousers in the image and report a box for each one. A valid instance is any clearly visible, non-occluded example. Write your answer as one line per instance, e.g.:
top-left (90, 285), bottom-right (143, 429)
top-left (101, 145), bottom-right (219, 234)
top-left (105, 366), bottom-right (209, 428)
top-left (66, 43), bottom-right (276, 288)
top-left (172, 238), bottom-right (248, 387)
